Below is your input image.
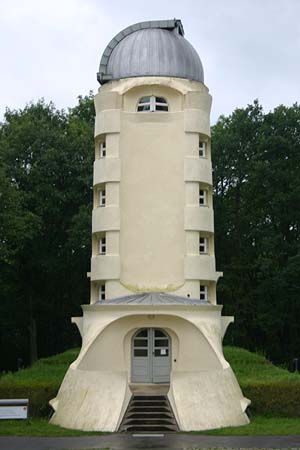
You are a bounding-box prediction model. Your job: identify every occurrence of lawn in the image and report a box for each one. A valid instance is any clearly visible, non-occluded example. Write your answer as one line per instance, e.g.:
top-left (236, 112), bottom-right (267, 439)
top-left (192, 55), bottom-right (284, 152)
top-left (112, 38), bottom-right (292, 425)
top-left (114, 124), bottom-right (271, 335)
top-left (223, 346), bottom-right (300, 384)
top-left (0, 418), bottom-right (102, 436)
top-left (194, 416), bottom-right (300, 435)
top-left (0, 416), bottom-right (300, 436)
top-left (0, 348), bottom-right (79, 385)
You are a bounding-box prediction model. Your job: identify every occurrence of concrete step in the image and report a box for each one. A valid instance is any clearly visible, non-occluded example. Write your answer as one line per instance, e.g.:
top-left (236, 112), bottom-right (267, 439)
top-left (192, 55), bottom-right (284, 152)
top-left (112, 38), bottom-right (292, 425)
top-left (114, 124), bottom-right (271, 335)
top-left (119, 394), bottom-right (178, 433)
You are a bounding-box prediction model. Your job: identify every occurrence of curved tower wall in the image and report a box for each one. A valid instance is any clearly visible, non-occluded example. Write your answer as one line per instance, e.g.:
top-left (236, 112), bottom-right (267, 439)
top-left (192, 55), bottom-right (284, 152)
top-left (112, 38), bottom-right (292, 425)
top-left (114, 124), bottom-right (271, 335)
top-left (90, 76), bottom-right (221, 303)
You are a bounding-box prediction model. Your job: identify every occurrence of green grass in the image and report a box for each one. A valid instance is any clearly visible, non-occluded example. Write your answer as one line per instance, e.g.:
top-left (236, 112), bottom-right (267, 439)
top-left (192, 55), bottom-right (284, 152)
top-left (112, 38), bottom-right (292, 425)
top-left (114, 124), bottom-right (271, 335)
top-left (0, 418), bottom-right (104, 436)
top-left (192, 416), bottom-right (300, 435)
top-left (0, 416), bottom-right (300, 436)
top-left (0, 348), bottom-right (79, 385)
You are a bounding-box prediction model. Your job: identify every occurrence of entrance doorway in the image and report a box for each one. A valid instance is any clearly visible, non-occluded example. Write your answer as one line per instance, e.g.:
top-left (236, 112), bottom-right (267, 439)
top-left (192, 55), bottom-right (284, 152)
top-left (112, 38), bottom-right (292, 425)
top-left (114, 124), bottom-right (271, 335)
top-left (131, 328), bottom-right (171, 383)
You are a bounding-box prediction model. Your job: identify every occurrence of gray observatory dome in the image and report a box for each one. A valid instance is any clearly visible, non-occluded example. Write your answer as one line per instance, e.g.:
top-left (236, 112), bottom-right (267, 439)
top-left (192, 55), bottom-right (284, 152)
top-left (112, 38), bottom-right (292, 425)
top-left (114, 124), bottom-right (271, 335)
top-left (97, 19), bottom-right (204, 84)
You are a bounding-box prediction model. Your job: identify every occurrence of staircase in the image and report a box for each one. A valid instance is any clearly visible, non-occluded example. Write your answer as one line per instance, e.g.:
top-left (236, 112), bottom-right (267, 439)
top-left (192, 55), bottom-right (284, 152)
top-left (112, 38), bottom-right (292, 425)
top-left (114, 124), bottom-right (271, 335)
top-left (119, 395), bottom-right (178, 433)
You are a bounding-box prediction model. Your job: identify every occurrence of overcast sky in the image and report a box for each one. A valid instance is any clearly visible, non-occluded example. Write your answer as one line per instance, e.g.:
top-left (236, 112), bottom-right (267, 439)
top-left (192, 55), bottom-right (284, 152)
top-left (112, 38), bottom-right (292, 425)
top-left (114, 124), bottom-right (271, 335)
top-left (1, 0), bottom-right (299, 123)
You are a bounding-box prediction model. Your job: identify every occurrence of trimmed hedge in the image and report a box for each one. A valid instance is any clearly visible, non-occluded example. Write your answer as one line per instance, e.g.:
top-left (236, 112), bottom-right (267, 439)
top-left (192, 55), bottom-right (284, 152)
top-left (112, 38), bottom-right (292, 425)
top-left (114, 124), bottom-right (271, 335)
top-left (0, 349), bottom-right (78, 417)
top-left (0, 382), bottom-right (58, 417)
top-left (242, 382), bottom-right (300, 417)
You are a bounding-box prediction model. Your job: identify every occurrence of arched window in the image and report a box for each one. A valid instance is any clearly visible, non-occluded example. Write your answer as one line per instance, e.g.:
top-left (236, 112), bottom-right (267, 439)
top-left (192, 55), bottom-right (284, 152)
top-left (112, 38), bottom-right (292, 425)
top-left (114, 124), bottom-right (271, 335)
top-left (137, 96), bottom-right (168, 112)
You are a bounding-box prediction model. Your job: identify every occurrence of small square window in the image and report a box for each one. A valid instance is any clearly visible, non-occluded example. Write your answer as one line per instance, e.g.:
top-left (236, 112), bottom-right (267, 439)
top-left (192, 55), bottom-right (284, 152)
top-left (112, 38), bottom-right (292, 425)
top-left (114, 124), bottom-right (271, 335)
top-left (199, 189), bottom-right (207, 206)
top-left (99, 141), bottom-right (106, 158)
top-left (200, 285), bottom-right (208, 301)
top-left (99, 284), bottom-right (105, 301)
top-left (199, 141), bottom-right (206, 158)
top-left (99, 189), bottom-right (106, 207)
top-left (99, 237), bottom-right (106, 254)
top-left (199, 237), bottom-right (208, 254)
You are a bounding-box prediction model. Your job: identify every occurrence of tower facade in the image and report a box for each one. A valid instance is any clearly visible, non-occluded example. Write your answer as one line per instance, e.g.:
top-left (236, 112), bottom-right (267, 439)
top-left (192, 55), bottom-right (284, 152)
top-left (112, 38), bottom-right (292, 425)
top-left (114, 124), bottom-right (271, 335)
top-left (50, 19), bottom-right (250, 432)
top-left (90, 19), bottom-right (221, 304)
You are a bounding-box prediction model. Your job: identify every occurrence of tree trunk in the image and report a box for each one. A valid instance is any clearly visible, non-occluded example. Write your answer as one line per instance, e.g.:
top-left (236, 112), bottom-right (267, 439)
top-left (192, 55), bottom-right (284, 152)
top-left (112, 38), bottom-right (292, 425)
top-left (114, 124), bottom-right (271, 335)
top-left (28, 316), bottom-right (38, 365)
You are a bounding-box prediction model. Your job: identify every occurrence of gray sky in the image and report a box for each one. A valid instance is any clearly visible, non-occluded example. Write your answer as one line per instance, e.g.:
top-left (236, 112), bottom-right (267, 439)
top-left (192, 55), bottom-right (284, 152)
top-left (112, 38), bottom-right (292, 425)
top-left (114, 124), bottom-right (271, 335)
top-left (1, 0), bottom-right (299, 123)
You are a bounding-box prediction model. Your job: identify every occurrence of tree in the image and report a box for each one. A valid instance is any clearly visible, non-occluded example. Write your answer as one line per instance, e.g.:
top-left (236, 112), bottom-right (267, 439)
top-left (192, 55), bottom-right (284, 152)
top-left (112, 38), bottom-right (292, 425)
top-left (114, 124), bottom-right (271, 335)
top-left (0, 95), bottom-right (94, 370)
top-left (212, 102), bottom-right (300, 364)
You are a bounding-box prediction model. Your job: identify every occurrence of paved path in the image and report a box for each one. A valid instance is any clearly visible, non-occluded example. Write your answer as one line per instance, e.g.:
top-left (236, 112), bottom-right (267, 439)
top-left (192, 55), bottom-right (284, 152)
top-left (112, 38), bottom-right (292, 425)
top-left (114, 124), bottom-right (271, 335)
top-left (1, 434), bottom-right (300, 450)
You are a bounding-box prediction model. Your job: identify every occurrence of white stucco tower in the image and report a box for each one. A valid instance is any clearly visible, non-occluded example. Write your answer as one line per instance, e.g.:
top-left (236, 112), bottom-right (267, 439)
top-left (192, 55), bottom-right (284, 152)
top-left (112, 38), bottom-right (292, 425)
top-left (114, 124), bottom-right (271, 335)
top-left (50, 19), bottom-right (250, 432)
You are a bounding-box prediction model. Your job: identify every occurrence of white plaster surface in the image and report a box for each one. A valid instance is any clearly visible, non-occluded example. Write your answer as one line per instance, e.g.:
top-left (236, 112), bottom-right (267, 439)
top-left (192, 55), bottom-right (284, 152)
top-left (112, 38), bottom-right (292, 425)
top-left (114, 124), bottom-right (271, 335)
top-left (91, 76), bottom-right (217, 299)
top-left (50, 369), bottom-right (129, 431)
top-left (51, 308), bottom-right (250, 431)
top-left (92, 206), bottom-right (120, 233)
top-left (185, 206), bottom-right (214, 232)
top-left (184, 157), bottom-right (212, 185)
top-left (93, 158), bottom-right (121, 185)
top-left (170, 368), bottom-right (250, 431)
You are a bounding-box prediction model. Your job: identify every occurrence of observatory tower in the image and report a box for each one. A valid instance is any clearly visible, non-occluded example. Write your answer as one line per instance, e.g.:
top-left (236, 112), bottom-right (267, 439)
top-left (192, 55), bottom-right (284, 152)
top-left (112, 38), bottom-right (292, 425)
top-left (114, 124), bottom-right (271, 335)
top-left (50, 19), bottom-right (250, 432)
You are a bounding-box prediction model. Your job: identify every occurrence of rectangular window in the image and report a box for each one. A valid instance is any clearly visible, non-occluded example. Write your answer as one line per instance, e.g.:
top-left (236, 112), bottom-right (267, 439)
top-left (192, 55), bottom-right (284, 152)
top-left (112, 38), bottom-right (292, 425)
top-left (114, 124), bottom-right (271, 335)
top-left (99, 188), bottom-right (106, 207)
top-left (200, 285), bottom-right (208, 301)
top-left (199, 237), bottom-right (208, 254)
top-left (99, 141), bottom-right (106, 158)
top-left (99, 237), bottom-right (106, 255)
top-left (199, 141), bottom-right (206, 158)
top-left (99, 284), bottom-right (105, 301)
top-left (199, 189), bottom-right (207, 206)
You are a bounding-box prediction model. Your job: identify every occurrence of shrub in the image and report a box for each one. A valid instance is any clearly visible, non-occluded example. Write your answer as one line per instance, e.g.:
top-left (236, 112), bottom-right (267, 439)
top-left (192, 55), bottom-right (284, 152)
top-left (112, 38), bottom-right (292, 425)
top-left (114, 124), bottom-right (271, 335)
top-left (242, 381), bottom-right (300, 417)
top-left (0, 382), bottom-right (58, 417)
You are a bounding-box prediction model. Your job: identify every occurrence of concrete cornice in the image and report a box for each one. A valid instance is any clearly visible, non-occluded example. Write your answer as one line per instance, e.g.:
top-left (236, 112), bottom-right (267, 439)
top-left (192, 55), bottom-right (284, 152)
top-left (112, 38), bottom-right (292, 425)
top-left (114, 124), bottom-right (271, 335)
top-left (82, 303), bottom-right (223, 313)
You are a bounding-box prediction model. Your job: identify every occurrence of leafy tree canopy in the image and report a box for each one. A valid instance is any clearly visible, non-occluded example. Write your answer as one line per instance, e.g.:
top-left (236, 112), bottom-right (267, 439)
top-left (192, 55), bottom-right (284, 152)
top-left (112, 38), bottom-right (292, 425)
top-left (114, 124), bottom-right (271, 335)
top-left (0, 95), bottom-right (94, 369)
top-left (213, 101), bottom-right (300, 364)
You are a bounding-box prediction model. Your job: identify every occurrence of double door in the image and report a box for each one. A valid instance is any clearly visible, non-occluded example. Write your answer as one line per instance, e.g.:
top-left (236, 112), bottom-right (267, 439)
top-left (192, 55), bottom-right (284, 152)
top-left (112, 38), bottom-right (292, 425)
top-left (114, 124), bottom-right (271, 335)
top-left (131, 328), bottom-right (171, 383)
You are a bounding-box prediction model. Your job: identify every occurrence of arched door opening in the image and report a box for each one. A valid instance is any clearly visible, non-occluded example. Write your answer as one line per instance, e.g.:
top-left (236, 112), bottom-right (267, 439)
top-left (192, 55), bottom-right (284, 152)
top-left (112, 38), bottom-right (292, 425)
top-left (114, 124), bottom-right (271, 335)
top-left (131, 328), bottom-right (171, 383)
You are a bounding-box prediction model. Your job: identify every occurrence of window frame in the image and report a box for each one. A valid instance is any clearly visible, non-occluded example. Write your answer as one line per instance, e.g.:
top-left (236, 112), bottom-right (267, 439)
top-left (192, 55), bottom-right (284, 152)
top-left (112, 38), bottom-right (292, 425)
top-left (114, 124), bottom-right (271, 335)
top-left (137, 95), bottom-right (168, 112)
top-left (99, 188), bottom-right (106, 207)
top-left (99, 284), bottom-right (105, 301)
top-left (99, 141), bottom-right (106, 158)
top-left (200, 285), bottom-right (208, 301)
top-left (199, 188), bottom-right (208, 206)
top-left (199, 236), bottom-right (208, 254)
top-left (199, 140), bottom-right (207, 158)
top-left (99, 236), bottom-right (106, 255)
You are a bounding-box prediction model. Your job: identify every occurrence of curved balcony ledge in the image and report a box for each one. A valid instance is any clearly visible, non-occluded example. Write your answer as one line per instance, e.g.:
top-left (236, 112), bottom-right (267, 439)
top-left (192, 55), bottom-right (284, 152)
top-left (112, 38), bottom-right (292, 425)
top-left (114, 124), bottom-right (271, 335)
top-left (90, 255), bottom-right (120, 281)
top-left (185, 206), bottom-right (214, 232)
top-left (184, 157), bottom-right (212, 185)
top-left (95, 110), bottom-right (120, 137)
top-left (184, 109), bottom-right (210, 136)
top-left (92, 206), bottom-right (120, 233)
top-left (184, 255), bottom-right (217, 281)
top-left (93, 158), bottom-right (121, 185)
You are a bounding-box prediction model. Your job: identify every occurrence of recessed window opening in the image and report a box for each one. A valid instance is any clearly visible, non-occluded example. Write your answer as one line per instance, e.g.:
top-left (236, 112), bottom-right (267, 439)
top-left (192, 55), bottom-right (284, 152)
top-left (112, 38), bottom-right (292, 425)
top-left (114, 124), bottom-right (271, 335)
top-left (199, 189), bottom-right (207, 206)
top-left (200, 285), bottom-right (208, 301)
top-left (99, 284), bottom-right (105, 301)
top-left (99, 188), bottom-right (106, 207)
top-left (137, 95), bottom-right (168, 112)
top-left (99, 236), bottom-right (106, 255)
top-left (199, 140), bottom-right (206, 158)
top-left (99, 140), bottom-right (106, 158)
top-left (199, 237), bottom-right (208, 254)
